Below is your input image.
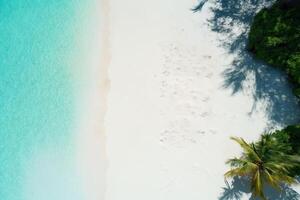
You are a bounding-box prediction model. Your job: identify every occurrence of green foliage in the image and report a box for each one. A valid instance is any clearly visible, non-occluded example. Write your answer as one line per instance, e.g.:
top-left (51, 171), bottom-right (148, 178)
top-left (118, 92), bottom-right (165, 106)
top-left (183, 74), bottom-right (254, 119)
top-left (226, 135), bottom-right (300, 199)
top-left (269, 126), bottom-right (300, 174)
top-left (273, 125), bottom-right (300, 155)
top-left (248, 2), bottom-right (300, 92)
top-left (227, 2), bottom-right (300, 198)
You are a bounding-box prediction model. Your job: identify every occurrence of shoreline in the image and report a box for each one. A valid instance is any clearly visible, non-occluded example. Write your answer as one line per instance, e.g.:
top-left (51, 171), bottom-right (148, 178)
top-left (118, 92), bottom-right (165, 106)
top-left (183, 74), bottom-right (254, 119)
top-left (72, 0), bottom-right (300, 199)
top-left (74, 0), bottom-right (110, 199)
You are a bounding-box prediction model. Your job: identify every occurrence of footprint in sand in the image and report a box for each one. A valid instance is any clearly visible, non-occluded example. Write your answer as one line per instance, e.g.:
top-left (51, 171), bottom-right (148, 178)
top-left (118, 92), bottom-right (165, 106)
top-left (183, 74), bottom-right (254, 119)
top-left (201, 96), bottom-right (210, 102)
top-left (205, 72), bottom-right (213, 78)
top-left (202, 55), bottom-right (212, 59)
top-left (196, 130), bottom-right (206, 135)
top-left (200, 112), bottom-right (210, 118)
top-left (209, 129), bottom-right (217, 135)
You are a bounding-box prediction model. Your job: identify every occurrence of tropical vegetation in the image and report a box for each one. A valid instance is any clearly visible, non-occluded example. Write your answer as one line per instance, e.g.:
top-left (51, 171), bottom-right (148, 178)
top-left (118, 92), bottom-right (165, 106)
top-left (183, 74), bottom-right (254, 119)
top-left (225, 133), bottom-right (300, 200)
top-left (248, 0), bottom-right (300, 96)
top-left (224, 1), bottom-right (300, 198)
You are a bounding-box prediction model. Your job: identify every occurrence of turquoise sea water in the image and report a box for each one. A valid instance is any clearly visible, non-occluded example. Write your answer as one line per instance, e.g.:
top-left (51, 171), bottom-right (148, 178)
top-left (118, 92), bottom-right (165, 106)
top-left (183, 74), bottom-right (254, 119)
top-left (0, 1), bottom-right (93, 199)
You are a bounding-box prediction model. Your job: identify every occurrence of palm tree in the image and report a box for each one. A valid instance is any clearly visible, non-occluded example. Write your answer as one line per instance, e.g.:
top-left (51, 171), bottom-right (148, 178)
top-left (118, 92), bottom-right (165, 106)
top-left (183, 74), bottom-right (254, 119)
top-left (225, 135), bottom-right (299, 200)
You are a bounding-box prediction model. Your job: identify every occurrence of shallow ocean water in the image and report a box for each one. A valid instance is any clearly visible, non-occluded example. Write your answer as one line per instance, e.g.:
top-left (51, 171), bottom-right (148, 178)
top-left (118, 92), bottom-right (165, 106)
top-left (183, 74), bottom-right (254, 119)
top-left (0, 1), bottom-right (93, 199)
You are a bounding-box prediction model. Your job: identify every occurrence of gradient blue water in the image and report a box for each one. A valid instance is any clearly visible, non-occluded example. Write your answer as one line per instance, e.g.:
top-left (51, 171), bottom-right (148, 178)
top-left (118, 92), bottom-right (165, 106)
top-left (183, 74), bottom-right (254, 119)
top-left (0, 1), bottom-right (92, 199)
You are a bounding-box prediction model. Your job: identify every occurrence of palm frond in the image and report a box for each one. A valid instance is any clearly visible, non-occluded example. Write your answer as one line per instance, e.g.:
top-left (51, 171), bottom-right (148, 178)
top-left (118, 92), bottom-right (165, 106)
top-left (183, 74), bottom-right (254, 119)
top-left (226, 158), bottom-right (256, 167)
top-left (230, 137), bottom-right (261, 162)
top-left (272, 173), bottom-right (296, 185)
top-left (251, 170), bottom-right (266, 200)
top-left (225, 164), bottom-right (257, 178)
top-left (263, 169), bottom-right (281, 190)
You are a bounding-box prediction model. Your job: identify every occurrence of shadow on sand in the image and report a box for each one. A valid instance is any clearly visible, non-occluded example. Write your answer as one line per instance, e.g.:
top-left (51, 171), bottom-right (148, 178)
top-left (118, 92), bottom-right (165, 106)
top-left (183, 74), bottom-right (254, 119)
top-left (194, 0), bottom-right (300, 129)
top-left (219, 177), bottom-right (300, 200)
top-left (193, 0), bottom-right (300, 199)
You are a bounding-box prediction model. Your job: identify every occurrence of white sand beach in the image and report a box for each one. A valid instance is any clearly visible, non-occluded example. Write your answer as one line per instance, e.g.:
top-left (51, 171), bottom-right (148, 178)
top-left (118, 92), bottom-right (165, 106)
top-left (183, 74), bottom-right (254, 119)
top-left (77, 0), bottom-right (300, 199)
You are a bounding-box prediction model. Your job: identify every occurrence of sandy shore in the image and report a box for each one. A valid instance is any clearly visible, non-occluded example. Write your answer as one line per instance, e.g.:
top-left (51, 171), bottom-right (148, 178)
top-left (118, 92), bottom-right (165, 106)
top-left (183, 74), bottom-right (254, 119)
top-left (72, 0), bottom-right (300, 199)
top-left (105, 0), bottom-right (300, 199)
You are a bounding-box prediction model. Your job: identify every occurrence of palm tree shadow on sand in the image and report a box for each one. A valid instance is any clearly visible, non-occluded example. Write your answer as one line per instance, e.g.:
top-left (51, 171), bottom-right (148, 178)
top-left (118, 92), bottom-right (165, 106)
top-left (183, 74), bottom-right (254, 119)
top-left (194, 0), bottom-right (300, 129)
top-left (219, 177), bottom-right (300, 200)
top-left (193, 0), bottom-right (300, 199)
